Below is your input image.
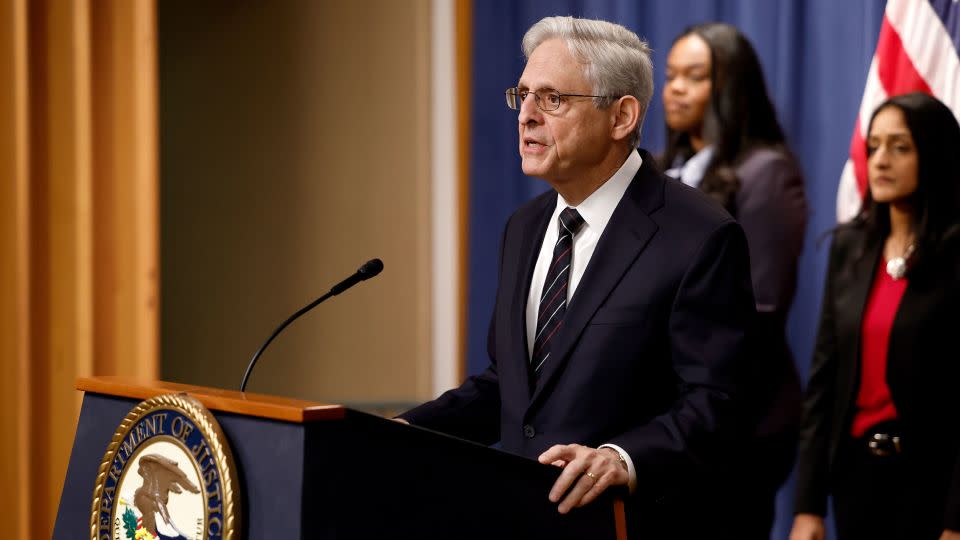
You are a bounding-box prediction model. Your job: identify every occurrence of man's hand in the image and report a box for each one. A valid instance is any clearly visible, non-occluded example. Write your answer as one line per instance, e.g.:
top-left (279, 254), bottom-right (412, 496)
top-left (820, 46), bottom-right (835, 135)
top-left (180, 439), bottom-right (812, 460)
top-left (789, 513), bottom-right (826, 540)
top-left (538, 444), bottom-right (629, 514)
top-left (940, 530), bottom-right (960, 540)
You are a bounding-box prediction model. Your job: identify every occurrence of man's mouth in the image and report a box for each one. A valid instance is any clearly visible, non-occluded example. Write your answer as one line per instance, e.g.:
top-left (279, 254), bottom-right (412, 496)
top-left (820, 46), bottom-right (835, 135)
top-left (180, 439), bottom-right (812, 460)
top-left (523, 137), bottom-right (547, 148)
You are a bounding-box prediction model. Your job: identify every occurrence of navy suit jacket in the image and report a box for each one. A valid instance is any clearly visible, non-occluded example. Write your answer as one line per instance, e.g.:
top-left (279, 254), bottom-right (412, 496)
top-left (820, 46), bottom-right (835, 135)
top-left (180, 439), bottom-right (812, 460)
top-left (402, 150), bottom-right (759, 521)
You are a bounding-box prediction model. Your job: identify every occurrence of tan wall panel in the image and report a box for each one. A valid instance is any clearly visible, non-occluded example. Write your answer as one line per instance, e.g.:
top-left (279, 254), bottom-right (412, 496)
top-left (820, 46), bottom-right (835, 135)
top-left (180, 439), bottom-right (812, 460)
top-left (91, 0), bottom-right (159, 378)
top-left (32, 0), bottom-right (94, 529)
top-left (1, 1), bottom-right (159, 536)
top-left (130, 1), bottom-right (160, 377)
top-left (160, 1), bottom-right (433, 405)
top-left (0, 1), bottom-right (31, 536)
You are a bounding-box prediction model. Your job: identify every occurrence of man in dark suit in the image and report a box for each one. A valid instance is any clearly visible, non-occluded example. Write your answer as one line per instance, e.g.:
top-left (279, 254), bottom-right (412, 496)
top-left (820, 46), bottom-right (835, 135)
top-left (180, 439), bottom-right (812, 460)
top-left (400, 16), bottom-right (758, 533)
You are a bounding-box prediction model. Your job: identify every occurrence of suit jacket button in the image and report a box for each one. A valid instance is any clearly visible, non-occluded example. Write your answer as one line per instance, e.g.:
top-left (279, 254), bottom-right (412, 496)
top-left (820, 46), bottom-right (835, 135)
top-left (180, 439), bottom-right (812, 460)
top-left (523, 425), bottom-right (536, 438)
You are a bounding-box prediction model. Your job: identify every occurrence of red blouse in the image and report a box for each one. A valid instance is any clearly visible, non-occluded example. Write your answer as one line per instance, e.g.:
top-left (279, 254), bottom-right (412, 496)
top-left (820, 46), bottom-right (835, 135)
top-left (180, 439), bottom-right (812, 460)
top-left (850, 258), bottom-right (908, 438)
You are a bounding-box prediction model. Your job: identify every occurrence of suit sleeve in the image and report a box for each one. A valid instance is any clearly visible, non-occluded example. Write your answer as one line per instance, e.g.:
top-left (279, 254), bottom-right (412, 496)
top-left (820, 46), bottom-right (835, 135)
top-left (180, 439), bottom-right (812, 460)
top-left (606, 220), bottom-right (756, 495)
top-left (793, 236), bottom-right (843, 516)
top-left (735, 152), bottom-right (807, 314)
top-left (734, 153), bottom-right (806, 454)
top-left (397, 217), bottom-right (509, 445)
top-left (398, 360), bottom-right (501, 445)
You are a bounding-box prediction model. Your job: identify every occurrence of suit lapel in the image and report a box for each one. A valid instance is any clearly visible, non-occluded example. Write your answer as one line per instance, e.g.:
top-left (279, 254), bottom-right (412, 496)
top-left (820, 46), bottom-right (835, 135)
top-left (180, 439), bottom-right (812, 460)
top-left (836, 236), bottom-right (882, 404)
top-left (886, 259), bottom-right (942, 390)
top-left (530, 158), bottom-right (663, 408)
top-left (507, 197), bottom-right (554, 399)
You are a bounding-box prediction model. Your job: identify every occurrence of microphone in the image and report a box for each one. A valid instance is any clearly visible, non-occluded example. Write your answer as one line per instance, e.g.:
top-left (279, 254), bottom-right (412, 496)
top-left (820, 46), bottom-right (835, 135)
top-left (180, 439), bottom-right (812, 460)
top-left (330, 258), bottom-right (384, 294)
top-left (239, 258), bottom-right (384, 392)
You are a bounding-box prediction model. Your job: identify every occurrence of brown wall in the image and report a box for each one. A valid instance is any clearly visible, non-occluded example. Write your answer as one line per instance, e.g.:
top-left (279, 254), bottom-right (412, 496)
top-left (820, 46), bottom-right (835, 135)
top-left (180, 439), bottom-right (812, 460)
top-left (159, 0), bottom-right (433, 405)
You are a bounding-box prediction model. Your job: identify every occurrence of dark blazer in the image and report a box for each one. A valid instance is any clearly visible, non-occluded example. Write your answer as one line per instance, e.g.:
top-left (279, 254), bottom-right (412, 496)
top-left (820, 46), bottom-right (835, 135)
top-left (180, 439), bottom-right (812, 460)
top-left (402, 150), bottom-right (760, 533)
top-left (795, 224), bottom-right (960, 532)
top-left (734, 147), bottom-right (806, 317)
top-left (729, 148), bottom-right (806, 487)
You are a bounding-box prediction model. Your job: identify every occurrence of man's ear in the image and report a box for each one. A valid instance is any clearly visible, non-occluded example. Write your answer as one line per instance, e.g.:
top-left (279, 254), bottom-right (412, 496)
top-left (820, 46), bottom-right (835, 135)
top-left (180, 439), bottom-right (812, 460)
top-left (610, 96), bottom-right (640, 142)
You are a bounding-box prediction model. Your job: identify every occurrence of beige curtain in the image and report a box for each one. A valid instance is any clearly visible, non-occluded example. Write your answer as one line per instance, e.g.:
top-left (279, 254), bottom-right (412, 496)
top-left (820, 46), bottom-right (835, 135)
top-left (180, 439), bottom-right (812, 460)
top-left (0, 0), bottom-right (158, 537)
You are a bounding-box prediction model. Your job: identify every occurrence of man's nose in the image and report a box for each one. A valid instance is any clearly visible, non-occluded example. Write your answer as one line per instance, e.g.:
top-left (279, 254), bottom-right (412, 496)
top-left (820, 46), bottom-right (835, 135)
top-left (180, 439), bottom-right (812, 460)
top-left (518, 93), bottom-right (542, 125)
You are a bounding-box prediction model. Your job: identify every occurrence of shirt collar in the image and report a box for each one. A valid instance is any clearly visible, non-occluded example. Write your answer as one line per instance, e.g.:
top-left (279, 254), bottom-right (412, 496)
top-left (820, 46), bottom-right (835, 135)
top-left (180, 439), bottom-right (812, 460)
top-left (665, 145), bottom-right (714, 188)
top-left (555, 148), bottom-right (642, 236)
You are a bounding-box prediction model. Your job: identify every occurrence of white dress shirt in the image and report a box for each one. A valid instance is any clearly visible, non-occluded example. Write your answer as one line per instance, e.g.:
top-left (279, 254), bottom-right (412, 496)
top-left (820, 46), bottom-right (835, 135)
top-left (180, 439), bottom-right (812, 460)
top-left (664, 145), bottom-right (714, 188)
top-left (524, 148), bottom-right (642, 492)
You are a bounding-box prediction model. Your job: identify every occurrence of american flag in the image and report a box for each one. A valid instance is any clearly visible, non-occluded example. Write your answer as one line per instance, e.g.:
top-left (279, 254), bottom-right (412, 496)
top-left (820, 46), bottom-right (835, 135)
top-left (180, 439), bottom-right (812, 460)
top-left (836, 0), bottom-right (960, 221)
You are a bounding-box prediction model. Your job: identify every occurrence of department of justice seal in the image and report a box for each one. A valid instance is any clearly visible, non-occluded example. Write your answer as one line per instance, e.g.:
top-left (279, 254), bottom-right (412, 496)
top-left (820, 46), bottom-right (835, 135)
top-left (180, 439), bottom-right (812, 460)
top-left (90, 393), bottom-right (240, 540)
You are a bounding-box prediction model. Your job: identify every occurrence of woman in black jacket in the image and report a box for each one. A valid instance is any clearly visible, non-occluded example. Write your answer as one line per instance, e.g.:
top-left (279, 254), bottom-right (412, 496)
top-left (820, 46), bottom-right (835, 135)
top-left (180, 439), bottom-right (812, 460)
top-left (791, 93), bottom-right (960, 540)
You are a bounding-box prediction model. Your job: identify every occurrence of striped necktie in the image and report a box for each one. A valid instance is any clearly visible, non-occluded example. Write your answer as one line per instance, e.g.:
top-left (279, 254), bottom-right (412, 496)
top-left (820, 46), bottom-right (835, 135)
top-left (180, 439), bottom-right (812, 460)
top-left (531, 207), bottom-right (585, 377)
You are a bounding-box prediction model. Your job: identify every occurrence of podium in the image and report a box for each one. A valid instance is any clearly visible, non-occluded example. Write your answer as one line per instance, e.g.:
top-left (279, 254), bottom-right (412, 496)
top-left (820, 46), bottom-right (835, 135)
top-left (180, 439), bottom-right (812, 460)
top-left (54, 376), bottom-right (628, 539)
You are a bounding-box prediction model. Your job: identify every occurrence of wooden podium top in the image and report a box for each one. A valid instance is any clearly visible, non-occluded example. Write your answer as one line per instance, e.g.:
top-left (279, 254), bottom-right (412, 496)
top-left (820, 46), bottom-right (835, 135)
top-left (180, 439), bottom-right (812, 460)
top-left (77, 376), bottom-right (346, 423)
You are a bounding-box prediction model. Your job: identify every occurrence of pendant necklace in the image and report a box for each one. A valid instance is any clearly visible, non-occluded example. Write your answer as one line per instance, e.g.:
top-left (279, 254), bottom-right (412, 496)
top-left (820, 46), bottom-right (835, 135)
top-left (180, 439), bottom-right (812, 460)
top-left (885, 243), bottom-right (916, 280)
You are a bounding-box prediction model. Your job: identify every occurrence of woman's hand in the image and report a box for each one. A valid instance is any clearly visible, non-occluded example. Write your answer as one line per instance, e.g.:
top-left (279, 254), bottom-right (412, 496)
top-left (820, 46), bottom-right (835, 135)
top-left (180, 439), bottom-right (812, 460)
top-left (789, 513), bottom-right (826, 540)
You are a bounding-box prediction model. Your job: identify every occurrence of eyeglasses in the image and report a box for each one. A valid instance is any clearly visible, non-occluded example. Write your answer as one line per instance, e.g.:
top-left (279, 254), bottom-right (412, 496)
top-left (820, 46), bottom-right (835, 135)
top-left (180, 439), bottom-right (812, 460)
top-left (504, 87), bottom-right (616, 112)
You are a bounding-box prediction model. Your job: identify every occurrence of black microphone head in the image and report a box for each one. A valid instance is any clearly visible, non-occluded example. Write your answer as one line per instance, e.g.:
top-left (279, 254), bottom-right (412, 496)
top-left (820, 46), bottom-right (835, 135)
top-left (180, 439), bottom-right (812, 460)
top-left (358, 258), bottom-right (384, 279)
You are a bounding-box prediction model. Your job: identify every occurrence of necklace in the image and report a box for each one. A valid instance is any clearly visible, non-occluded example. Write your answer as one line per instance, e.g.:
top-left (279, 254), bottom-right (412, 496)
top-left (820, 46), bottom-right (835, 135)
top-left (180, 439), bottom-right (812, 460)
top-left (885, 243), bottom-right (916, 280)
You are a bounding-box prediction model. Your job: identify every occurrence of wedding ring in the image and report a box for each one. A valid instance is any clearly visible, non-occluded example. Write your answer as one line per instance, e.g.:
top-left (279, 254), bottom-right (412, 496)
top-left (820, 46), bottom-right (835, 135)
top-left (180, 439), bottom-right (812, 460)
top-left (585, 471), bottom-right (598, 481)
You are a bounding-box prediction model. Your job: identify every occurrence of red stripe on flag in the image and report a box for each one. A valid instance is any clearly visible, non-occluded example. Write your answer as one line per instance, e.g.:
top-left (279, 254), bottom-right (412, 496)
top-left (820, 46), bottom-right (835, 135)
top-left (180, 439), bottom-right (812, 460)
top-left (875, 17), bottom-right (932, 96)
top-left (848, 16), bottom-right (933, 199)
top-left (850, 118), bottom-right (868, 196)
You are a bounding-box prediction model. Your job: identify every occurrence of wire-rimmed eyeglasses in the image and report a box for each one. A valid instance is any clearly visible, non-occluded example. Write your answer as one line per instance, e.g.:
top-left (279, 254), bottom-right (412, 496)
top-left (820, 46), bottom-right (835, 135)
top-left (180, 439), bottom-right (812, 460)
top-left (504, 87), bottom-right (616, 111)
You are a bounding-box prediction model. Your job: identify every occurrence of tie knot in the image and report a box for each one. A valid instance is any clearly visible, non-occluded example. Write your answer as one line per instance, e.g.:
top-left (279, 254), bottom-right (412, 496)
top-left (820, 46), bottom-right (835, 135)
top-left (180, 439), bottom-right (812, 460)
top-left (558, 207), bottom-right (585, 237)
